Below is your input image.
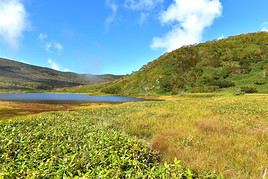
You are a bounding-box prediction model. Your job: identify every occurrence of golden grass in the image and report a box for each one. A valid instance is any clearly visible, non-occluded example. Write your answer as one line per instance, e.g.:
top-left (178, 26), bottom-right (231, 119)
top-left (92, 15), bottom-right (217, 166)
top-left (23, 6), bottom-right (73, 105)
top-left (95, 94), bottom-right (268, 178)
top-left (1, 94), bottom-right (268, 178)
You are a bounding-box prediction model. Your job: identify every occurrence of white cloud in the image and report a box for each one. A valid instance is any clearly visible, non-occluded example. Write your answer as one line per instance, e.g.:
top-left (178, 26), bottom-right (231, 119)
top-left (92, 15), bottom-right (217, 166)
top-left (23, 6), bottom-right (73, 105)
top-left (261, 22), bottom-right (268, 32)
top-left (63, 68), bottom-right (71, 72)
top-left (125, 0), bottom-right (163, 24)
top-left (45, 41), bottom-right (63, 55)
top-left (39, 33), bottom-right (47, 41)
top-left (217, 34), bottom-right (225, 40)
top-left (47, 59), bottom-right (71, 72)
top-left (124, 0), bottom-right (163, 10)
top-left (105, 0), bottom-right (163, 27)
top-left (47, 59), bottom-right (60, 71)
top-left (151, 0), bottom-right (222, 52)
top-left (105, 0), bottom-right (118, 29)
top-left (0, 0), bottom-right (29, 49)
top-left (261, 28), bottom-right (268, 32)
top-left (38, 33), bottom-right (64, 55)
top-left (20, 60), bottom-right (29, 64)
top-left (138, 12), bottom-right (150, 25)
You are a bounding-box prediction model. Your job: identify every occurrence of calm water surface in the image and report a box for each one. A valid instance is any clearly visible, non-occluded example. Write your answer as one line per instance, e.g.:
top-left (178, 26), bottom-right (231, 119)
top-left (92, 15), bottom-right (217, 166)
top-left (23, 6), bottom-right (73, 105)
top-left (0, 93), bottom-right (144, 103)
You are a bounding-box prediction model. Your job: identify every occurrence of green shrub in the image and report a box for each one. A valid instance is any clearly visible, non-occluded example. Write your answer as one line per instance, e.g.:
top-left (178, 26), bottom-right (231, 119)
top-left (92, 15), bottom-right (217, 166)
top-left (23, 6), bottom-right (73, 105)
top-left (254, 80), bottom-right (266, 85)
top-left (171, 87), bottom-right (180, 95)
top-left (188, 86), bottom-right (219, 93)
top-left (101, 85), bottom-right (122, 94)
top-left (159, 76), bottom-right (174, 92)
top-left (240, 87), bottom-right (258, 93)
top-left (161, 80), bottom-right (173, 92)
top-left (211, 80), bottom-right (235, 88)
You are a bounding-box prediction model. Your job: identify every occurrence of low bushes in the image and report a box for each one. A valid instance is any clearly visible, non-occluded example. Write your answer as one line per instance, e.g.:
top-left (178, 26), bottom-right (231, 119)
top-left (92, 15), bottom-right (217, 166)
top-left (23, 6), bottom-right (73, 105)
top-left (0, 111), bottom-right (219, 178)
top-left (211, 80), bottom-right (235, 88)
top-left (188, 86), bottom-right (219, 93)
top-left (101, 85), bottom-right (122, 94)
top-left (240, 87), bottom-right (258, 93)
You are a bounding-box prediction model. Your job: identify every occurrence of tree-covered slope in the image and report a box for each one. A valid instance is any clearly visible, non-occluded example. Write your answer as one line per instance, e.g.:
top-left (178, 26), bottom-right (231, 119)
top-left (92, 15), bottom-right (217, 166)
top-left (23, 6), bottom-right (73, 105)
top-left (101, 32), bottom-right (268, 95)
top-left (0, 58), bottom-right (122, 91)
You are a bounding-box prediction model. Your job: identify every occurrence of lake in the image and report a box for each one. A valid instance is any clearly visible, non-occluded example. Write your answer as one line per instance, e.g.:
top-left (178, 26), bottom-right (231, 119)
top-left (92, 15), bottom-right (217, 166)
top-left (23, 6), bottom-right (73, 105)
top-left (0, 93), bottom-right (144, 103)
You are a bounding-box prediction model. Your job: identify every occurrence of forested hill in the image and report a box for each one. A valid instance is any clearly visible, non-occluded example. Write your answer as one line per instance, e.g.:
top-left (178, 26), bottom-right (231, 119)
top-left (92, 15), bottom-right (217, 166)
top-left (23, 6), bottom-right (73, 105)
top-left (100, 32), bottom-right (268, 95)
top-left (0, 58), bottom-right (121, 91)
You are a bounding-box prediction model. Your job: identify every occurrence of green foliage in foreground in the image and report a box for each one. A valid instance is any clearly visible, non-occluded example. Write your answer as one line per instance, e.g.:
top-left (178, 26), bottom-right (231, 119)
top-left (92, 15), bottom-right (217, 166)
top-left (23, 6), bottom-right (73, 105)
top-left (0, 111), bottom-right (219, 178)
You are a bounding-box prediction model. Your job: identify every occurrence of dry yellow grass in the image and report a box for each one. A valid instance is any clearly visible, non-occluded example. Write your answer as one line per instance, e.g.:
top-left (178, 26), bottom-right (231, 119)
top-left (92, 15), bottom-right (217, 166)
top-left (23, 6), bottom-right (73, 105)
top-left (95, 94), bottom-right (268, 178)
top-left (1, 94), bottom-right (268, 178)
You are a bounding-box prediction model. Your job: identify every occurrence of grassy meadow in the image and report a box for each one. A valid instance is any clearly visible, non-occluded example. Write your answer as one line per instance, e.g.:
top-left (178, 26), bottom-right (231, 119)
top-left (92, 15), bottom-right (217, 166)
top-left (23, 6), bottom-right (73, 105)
top-left (1, 94), bottom-right (268, 178)
top-left (0, 102), bottom-right (213, 178)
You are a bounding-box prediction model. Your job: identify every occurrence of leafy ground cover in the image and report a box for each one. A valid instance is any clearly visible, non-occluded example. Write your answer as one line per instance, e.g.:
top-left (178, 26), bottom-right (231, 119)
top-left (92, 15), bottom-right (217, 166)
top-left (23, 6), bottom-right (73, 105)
top-left (0, 110), bottom-right (217, 178)
top-left (1, 94), bottom-right (268, 178)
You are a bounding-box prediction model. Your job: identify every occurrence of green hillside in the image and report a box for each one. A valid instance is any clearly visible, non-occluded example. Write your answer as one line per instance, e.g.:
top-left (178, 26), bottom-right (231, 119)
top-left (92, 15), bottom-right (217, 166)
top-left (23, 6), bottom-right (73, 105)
top-left (99, 32), bottom-right (268, 95)
top-left (0, 58), bottom-right (121, 92)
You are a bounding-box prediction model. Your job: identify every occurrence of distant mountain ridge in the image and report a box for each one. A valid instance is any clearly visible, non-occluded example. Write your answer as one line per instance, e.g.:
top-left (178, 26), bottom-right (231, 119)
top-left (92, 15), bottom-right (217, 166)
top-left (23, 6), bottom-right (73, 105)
top-left (99, 32), bottom-right (268, 95)
top-left (0, 58), bottom-right (122, 91)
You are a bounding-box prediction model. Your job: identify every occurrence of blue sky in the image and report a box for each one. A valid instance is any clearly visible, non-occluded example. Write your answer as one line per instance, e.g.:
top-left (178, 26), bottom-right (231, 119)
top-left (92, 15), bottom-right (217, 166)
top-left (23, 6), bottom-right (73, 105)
top-left (0, 0), bottom-right (268, 75)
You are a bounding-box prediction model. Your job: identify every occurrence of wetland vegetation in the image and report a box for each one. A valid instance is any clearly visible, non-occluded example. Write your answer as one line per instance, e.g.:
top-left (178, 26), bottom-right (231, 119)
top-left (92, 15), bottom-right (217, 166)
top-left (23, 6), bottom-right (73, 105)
top-left (2, 32), bottom-right (268, 179)
top-left (1, 94), bottom-right (268, 178)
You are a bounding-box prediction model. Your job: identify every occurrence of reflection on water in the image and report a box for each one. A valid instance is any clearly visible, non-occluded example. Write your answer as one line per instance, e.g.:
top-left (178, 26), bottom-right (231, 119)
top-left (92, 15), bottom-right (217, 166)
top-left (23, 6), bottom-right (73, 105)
top-left (0, 93), bottom-right (144, 103)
